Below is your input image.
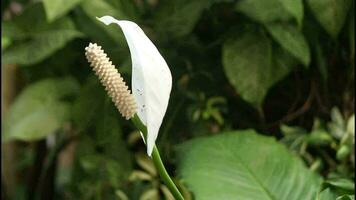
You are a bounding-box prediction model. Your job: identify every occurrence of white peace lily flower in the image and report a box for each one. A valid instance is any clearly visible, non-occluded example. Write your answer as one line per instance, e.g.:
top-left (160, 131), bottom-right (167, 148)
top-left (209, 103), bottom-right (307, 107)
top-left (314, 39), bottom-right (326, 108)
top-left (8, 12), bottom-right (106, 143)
top-left (97, 16), bottom-right (172, 156)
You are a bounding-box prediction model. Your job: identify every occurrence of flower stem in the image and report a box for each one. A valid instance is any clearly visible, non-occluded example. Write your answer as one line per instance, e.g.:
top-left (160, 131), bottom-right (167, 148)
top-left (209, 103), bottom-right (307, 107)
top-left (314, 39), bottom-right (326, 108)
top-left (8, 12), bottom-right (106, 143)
top-left (131, 114), bottom-right (184, 200)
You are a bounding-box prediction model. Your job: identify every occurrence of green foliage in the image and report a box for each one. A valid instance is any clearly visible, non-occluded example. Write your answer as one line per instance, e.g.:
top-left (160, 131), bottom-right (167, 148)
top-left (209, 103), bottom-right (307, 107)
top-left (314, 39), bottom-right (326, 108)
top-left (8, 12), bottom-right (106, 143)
top-left (2, 77), bottom-right (79, 142)
top-left (266, 23), bottom-right (310, 66)
top-left (43, 0), bottom-right (84, 22)
top-left (1, 0), bottom-right (354, 199)
top-left (2, 3), bottom-right (83, 65)
top-left (177, 130), bottom-right (324, 200)
top-left (307, 0), bottom-right (352, 38)
top-left (223, 31), bottom-right (294, 108)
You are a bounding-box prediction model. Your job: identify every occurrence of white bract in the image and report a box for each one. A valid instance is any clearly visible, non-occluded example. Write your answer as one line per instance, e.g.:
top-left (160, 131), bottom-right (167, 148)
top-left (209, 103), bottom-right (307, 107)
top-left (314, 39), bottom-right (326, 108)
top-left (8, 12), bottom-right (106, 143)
top-left (97, 16), bottom-right (172, 156)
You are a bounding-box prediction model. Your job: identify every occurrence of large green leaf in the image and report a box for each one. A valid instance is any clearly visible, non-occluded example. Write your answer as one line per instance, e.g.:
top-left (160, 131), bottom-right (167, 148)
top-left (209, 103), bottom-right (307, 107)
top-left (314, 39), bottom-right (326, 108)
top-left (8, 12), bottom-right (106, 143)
top-left (153, 0), bottom-right (211, 38)
top-left (2, 3), bottom-right (79, 39)
top-left (307, 0), bottom-right (352, 38)
top-left (177, 130), bottom-right (324, 200)
top-left (277, 0), bottom-right (304, 26)
top-left (43, 0), bottom-right (84, 22)
top-left (2, 77), bottom-right (80, 142)
top-left (222, 31), bottom-right (294, 108)
top-left (236, 0), bottom-right (303, 25)
top-left (266, 23), bottom-right (310, 66)
top-left (2, 30), bottom-right (82, 65)
top-left (2, 3), bottom-right (82, 65)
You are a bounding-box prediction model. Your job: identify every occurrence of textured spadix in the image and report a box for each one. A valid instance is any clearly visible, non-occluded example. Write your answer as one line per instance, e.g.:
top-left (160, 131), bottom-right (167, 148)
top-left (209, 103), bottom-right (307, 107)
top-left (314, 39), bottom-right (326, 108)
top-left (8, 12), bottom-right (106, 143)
top-left (85, 43), bottom-right (137, 120)
top-left (97, 16), bottom-right (172, 156)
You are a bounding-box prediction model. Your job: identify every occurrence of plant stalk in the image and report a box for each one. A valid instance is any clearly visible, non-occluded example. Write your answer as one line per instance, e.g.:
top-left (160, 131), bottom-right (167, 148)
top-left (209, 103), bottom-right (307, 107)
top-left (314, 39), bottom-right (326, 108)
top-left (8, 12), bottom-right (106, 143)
top-left (131, 114), bottom-right (184, 200)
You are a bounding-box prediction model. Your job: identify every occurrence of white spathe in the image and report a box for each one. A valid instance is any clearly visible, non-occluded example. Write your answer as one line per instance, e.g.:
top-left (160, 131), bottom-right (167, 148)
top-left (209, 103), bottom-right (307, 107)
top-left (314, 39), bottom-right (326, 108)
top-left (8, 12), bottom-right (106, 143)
top-left (97, 16), bottom-right (172, 156)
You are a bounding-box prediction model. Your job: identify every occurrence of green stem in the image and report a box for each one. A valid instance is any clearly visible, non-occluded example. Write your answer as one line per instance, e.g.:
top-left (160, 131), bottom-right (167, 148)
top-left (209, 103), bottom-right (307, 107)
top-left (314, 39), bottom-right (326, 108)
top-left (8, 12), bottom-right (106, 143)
top-left (131, 114), bottom-right (184, 200)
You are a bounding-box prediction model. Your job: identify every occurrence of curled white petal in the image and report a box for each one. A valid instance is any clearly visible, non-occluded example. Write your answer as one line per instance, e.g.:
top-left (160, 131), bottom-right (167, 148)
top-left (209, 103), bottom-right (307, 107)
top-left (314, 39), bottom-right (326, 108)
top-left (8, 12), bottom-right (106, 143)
top-left (97, 16), bottom-right (172, 156)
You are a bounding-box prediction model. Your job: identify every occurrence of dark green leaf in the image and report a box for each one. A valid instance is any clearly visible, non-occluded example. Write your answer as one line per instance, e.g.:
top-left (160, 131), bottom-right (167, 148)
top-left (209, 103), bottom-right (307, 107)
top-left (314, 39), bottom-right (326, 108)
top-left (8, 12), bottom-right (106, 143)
top-left (2, 3), bottom-right (83, 65)
top-left (177, 130), bottom-right (324, 200)
top-left (307, 0), bottom-right (352, 38)
top-left (153, 0), bottom-right (211, 38)
top-left (236, 0), bottom-right (303, 24)
top-left (266, 23), bottom-right (310, 66)
top-left (223, 31), bottom-right (295, 108)
top-left (2, 29), bottom-right (82, 65)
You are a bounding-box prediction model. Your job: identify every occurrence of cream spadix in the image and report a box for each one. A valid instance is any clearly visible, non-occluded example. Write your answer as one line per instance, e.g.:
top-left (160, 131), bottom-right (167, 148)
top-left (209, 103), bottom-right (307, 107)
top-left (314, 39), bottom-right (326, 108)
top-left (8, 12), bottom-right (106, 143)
top-left (97, 16), bottom-right (172, 156)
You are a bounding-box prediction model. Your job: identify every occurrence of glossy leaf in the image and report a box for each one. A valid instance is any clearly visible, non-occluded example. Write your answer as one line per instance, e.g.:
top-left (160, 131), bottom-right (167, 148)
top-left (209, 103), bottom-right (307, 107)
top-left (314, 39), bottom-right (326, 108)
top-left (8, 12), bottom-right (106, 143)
top-left (177, 130), bottom-right (324, 200)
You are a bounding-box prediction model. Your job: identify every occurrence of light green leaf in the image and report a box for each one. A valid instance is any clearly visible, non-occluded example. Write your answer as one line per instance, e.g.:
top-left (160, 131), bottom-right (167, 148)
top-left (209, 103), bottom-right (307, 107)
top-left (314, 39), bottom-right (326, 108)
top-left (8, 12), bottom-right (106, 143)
top-left (317, 188), bottom-right (338, 200)
top-left (236, 0), bottom-right (303, 24)
top-left (324, 178), bottom-right (355, 192)
top-left (337, 195), bottom-right (355, 200)
top-left (307, 0), bottom-right (352, 38)
top-left (177, 130), bottom-right (323, 200)
top-left (223, 31), bottom-right (295, 108)
top-left (43, 0), bottom-right (84, 22)
top-left (266, 23), bottom-right (310, 66)
top-left (2, 77), bottom-right (80, 142)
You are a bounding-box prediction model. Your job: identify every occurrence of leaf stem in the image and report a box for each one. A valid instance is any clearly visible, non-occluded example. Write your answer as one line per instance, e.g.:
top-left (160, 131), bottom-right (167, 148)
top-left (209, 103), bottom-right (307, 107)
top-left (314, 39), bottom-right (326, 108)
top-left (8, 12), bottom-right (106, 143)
top-left (131, 114), bottom-right (184, 200)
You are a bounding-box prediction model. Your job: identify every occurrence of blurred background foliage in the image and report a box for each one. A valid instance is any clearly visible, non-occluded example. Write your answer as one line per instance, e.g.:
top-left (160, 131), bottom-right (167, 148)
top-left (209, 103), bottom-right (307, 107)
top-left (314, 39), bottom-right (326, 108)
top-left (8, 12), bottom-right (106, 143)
top-left (1, 0), bottom-right (354, 199)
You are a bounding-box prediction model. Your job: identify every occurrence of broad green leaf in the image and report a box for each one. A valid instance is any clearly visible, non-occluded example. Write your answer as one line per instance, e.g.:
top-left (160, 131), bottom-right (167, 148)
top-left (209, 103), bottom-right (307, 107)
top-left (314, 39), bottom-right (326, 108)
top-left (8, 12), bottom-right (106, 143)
top-left (307, 0), bottom-right (352, 38)
top-left (266, 23), bottom-right (310, 66)
top-left (223, 31), bottom-right (294, 108)
top-left (236, 0), bottom-right (303, 25)
top-left (317, 188), bottom-right (338, 200)
top-left (223, 32), bottom-right (271, 107)
top-left (43, 0), bottom-right (84, 22)
top-left (324, 178), bottom-right (355, 193)
top-left (153, 0), bottom-right (211, 38)
top-left (177, 130), bottom-right (324, 200)
top-left (277, 0), bottom-right (304, 26)
top-left (2, 77), bottom-right (80, 142)
top-left (2, 3), bottom-right (83, 65)
top-left (2, 3), bottom-right (78, 39)
top-left (2, 30), bottom-right (82, 65)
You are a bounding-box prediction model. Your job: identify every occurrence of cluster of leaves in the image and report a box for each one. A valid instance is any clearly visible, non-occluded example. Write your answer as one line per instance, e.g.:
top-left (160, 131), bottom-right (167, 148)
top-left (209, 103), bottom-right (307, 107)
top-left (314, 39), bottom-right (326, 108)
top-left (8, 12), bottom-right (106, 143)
top-left (1, 0), bottom-right (354, 199)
